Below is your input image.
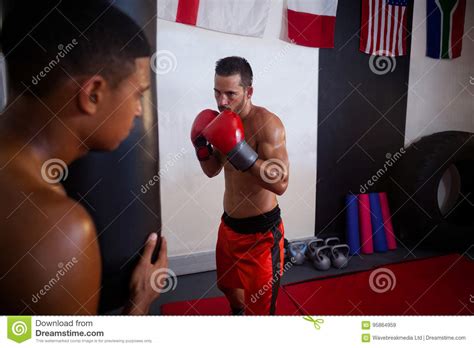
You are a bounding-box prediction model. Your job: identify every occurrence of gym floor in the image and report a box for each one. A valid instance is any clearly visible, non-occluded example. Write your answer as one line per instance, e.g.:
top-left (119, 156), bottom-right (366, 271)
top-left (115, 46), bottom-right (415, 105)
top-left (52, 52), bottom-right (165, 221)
top-left (145, 247), bottom-right (454, 315)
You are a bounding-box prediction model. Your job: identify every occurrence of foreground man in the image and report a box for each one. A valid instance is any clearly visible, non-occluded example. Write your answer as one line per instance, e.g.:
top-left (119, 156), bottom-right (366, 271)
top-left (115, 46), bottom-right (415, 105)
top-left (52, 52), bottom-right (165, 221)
top-left (191, 57), bottom-right (290, 315)
top-left (0, 0), bottom-right (167, 314)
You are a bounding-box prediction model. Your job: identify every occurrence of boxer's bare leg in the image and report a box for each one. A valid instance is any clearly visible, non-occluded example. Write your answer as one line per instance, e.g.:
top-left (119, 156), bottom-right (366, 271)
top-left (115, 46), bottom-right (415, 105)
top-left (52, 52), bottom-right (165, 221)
top-left (219, 287), bottom-right (245, 313)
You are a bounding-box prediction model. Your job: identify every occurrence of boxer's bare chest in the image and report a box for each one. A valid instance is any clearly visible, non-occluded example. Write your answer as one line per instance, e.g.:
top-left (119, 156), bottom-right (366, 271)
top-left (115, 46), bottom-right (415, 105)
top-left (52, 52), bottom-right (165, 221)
top-left (233, 107), bottom-right (266, 156)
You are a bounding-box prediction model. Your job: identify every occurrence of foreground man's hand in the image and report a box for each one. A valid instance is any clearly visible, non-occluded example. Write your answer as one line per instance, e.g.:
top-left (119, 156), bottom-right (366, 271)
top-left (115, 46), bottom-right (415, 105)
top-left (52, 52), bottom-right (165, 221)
top-left (123, 234), bottom-right (168, 315)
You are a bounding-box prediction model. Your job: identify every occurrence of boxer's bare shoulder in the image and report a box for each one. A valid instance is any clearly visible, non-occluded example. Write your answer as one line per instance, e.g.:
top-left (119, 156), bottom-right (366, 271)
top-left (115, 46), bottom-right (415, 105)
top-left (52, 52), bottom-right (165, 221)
top-left (245, 106), bottom-right (286, 153)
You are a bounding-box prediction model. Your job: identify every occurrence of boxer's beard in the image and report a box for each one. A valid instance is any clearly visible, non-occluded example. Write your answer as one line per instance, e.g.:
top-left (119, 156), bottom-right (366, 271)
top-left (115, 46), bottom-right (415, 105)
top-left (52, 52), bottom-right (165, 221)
top-left (233, 96), bottom-right (248, 115)
top-left (218, 93), bottom-right (248, 114)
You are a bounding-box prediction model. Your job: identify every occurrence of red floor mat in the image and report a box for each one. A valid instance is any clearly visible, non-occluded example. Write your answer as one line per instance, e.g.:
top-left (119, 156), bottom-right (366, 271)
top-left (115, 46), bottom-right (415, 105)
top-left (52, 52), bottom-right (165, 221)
top-left (161, 287), bottom-right (301, 315)
top-left (282, 254), bottom-right (474, 315)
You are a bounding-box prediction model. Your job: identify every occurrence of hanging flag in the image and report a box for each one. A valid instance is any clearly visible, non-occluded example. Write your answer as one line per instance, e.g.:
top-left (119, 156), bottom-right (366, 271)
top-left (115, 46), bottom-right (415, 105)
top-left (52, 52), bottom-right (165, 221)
top-left (157, 0), bottom-right (271, 38)
top-left (287, 0), bottom-right (339, 48)
top-left (360, 0), bottom-right (409, 57)
top-left (426, 0), bottom-right (466, 59)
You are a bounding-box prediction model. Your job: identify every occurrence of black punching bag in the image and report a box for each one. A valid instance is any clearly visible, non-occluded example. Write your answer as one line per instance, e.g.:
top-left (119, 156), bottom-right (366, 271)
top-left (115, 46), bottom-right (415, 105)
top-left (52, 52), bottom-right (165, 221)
top-left (63, 0), bottom-right (161, 313)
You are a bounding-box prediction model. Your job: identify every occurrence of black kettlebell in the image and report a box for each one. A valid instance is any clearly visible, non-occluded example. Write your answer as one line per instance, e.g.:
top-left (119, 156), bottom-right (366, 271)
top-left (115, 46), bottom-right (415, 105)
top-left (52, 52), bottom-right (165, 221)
top-left (324, 237), bottom-right (340, 246)
top-left (305, 238), bottom-right (324, 258)
top-left (307, 239), bottom-right (331, 271)
top-left (330, 244), bottom-right (350, 269)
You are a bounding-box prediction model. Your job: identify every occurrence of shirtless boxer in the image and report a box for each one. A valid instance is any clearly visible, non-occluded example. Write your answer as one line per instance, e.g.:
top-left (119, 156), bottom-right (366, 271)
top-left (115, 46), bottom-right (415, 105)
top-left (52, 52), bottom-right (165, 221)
top-left (191, 57), bottom-right (289, 315)
top-left (0, 1), bottom-right (167, 315)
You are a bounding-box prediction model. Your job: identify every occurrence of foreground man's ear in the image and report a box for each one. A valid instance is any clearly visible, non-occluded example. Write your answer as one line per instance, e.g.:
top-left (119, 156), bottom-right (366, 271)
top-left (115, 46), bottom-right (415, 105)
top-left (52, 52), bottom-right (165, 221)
top-left (78, 76), bottom-right (107, 114)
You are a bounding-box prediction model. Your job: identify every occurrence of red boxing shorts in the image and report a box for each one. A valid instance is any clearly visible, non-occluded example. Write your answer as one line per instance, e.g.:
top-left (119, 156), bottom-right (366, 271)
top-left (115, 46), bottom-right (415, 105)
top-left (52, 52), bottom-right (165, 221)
top-left (216, 205), bottom-right (284, 315)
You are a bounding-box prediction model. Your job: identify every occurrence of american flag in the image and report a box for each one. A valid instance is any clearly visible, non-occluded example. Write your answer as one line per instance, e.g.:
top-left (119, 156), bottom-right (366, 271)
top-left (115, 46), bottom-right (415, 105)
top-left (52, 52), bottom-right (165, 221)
top-left (360, 0), bottom-right (408, 57)
top-left (387, 0), bottom-right (408, 5)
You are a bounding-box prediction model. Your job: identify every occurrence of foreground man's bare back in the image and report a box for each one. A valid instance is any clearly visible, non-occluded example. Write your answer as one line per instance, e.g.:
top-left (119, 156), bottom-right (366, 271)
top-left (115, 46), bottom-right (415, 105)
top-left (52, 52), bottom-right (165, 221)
top-left (222, 106), bottom-right (289, 218)
top-left (0, 144), bottom-right (101, 314)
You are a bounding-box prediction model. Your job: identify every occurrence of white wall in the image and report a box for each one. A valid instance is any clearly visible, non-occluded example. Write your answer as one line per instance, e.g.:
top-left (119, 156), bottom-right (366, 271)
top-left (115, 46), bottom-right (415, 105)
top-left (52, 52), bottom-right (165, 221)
top-left (157, 0), bottom-right (318, 264)
top-left (405, 0), bottom-right (474, 146)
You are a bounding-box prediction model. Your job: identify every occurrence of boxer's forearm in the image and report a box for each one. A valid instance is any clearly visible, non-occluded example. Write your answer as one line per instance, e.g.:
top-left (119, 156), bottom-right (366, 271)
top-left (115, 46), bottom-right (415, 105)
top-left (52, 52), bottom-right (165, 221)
top-left (248, 159), bottom-right (288, 195)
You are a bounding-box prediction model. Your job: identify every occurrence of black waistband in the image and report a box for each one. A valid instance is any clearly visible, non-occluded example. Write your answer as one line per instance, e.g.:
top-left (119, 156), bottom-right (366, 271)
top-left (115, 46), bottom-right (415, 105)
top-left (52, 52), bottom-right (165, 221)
top-left (222, 205), bottom-right (281, 234)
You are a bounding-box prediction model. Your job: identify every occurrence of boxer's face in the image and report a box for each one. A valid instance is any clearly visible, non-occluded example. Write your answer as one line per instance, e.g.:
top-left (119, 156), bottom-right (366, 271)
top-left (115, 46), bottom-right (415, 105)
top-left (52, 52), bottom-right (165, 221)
top-left (214, 74), bottom-right (252, 115)
top-left (88, 57), bottom-right (151, 151)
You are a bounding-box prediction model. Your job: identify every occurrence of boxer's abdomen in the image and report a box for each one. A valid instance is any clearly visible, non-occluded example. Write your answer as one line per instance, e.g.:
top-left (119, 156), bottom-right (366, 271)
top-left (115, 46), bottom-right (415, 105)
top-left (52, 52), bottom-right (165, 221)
top-left (223, 165), bottom-right (277, 218)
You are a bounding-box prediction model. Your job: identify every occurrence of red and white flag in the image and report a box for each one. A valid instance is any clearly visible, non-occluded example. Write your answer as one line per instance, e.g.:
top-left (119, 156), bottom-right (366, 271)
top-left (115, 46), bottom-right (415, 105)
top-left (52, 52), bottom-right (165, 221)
top-left (287, 0), bottom-right (339, 48)
top-left (360, 0), bottom-right (408, 57)
top-left (158, 0), bottom-right (271, 38)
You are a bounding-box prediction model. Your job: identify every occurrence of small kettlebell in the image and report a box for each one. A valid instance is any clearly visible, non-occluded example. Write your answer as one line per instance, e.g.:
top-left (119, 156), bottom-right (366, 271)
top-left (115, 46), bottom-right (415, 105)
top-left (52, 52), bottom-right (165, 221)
top-left (305, 238), bottom-right (324, 258)
top-left (324, 237), bottom-right (340, 246)
top-left (330, 244), bottom-right (350, 269)
top-left (288, 241), bottom-right (307, 265)
top-left (307, 240), bottom-right (331, 271)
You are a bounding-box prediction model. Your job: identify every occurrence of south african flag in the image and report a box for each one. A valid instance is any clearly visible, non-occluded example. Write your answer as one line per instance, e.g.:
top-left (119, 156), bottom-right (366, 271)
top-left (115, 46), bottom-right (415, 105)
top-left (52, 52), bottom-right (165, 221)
top-left (427, 0), bottom-right (466, 59)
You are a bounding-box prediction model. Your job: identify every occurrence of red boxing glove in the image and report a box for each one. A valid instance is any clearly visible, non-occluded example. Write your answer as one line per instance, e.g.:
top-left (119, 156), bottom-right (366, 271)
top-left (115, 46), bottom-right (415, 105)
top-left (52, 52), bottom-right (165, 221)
top-left (202, 110), bottom-right (258, 171)
top-left (190, 109), bottom-right (219, 161)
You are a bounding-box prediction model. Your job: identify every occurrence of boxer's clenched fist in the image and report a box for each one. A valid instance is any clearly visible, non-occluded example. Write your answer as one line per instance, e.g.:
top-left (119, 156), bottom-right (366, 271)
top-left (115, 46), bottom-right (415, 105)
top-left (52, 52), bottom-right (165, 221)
top-left (191, 109), bottom-right (219, 161)
top-left (203, 110), bottom-right (258, 171)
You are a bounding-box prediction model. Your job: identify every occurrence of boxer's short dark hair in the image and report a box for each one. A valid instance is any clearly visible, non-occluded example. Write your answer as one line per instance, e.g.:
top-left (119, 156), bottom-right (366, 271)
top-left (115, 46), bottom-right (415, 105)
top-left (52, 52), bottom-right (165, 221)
top-left (215, 56), bottom-right (253, 88)
top-left (1, 0), bottom-right (151, 97)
